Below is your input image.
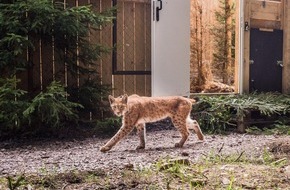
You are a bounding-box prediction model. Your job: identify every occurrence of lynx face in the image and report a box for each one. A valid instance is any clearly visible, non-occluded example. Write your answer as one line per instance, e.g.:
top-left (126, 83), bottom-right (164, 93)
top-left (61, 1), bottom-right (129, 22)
top-left (108, 95), bottom-right (128, 117)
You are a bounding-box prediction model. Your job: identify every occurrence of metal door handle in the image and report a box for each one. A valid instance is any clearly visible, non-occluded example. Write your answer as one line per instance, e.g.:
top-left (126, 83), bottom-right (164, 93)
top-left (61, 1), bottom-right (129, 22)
top-left (277, 60), bottom-right (283, 67)
top-left (156, 0), bottom-right (162, 21)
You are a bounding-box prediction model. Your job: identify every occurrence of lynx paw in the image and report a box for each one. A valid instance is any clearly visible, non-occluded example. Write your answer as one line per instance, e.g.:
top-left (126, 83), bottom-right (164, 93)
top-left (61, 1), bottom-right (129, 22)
top-left (136, 145), bottom-right (145, 150)
top-left (100, 146), bottom-right (111, 152)
top-left (197, 133), bottom-right (204, 141)
top-left (174, 143), bottom-right (183, 148)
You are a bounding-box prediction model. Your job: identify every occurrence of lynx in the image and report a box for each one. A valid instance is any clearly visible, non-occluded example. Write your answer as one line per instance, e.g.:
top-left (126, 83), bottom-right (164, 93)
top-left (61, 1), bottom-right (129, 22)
top-left (100, 94), bottom-right (204, 152)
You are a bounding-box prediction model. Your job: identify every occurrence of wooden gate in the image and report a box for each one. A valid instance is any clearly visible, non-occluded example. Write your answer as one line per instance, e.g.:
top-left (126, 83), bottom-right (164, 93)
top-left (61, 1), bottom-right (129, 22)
top-left (112, 0), bottom-right (151, 97)
top-left (249, 28), bottom-right (283, 93)
top-left (16, 0), bottom-right (151, 97)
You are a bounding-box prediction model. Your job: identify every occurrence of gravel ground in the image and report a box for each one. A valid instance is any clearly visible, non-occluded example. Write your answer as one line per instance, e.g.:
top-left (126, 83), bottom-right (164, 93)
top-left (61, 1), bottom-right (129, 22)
top-left (1, 129), bottom-right (288, 177)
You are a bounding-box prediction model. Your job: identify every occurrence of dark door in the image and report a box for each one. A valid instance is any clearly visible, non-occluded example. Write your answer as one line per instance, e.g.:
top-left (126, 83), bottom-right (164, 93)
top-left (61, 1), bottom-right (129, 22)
top-left (250, 28), bottom-right (283, 93)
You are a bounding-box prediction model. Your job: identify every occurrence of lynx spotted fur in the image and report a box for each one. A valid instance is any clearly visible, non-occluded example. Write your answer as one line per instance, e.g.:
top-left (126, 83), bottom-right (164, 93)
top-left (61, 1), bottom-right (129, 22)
top-left (100, 94), bottom-right (204, 152)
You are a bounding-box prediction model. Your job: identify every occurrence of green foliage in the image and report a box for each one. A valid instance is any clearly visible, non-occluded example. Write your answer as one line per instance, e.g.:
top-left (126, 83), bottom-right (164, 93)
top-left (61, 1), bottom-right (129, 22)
top-left (192, 95), bottom-right (235, 133)
top-left (0, 0), bottom-right (115, 76)
top-left (192, 93), bottom-right (290, 133)
top-left (270, 120), bottom-right (290, 135)
top-left (6, 175), bottom-right (25, 190)
top-left (0, 77), bottom-right (28, 128)
top-left (155, 158), bottom-right (207, 189)
top-left (68, 78), bottom-right (111, 114)
top-left (246, 120), bottom-right (290, 135)
top-left (211, 0), bottom-right (235, 84)
top-left (23, 81), bottom-right (83, 128)
top-left (95, 117), bottom-right (121, 136)
top-left (0, 0), bottom-right (115, 137)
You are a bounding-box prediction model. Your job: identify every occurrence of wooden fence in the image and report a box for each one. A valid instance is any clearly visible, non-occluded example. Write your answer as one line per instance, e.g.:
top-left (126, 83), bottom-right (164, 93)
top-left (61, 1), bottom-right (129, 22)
top-left (113, 0), bottom-right (151, 97)
top-left (16, 0), bottom-right (151, 98)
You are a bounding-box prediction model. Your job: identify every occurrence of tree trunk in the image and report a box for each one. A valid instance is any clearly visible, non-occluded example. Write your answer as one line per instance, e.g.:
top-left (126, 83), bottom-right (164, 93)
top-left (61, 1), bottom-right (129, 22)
top-left (225, 0), bottom-right (232, 84)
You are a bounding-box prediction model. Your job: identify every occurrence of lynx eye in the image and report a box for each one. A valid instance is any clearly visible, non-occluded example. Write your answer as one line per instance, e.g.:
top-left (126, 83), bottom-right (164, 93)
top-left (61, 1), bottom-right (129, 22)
top-left (112, 105), bottom-right (116, 109)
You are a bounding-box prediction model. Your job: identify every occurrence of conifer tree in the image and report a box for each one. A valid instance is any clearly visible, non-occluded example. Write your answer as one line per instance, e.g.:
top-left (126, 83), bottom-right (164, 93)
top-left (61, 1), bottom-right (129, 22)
top-left (0, 0), bottom-right (115, 125)
top-left (211, 0), bottom-right (235, 85)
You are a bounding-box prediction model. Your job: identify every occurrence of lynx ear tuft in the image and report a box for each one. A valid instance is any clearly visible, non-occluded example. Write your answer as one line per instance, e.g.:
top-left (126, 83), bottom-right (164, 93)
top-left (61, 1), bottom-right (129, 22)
top-left (108, 95), bottom-right (115, 104)
top-left (122, 94), bottom-right (128, 104)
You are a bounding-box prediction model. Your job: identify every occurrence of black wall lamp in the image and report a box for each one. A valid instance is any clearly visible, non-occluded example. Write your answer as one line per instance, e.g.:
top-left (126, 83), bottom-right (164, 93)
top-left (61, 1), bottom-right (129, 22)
top-left (245, 21), bottom-right (249, 31)
top-left (262, 0), bottom-right (266, 8)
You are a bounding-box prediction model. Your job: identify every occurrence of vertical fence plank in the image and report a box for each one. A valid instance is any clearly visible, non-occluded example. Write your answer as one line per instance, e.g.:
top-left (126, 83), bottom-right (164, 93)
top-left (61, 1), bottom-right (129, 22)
top-left (54, 51), bottom-right (66, 84)
top-left (124, 2), bottom-right (136, 95)
top-left (100, 0), bottom-right (113, 87)
top-left (66, 0), bottom-right (78, 89)
top-left (54, 0), bottom-right (66, 85)
top-left (77, 0), bottom-right (92, 120)
top-left (41, 37), bottom-right (54, 90)
top-left (97, 0), bottom-right (113, 118)
top-left (113, 1), bottom-right (125, 96)
top-left (135, 2), bottom-right (146, 95)
top-left (116, 1), bottom-right (125, 73)
top-left (31, 37), bottom-right (41, 94)
top-left (89, 0), bottom-right (104, 119)
top-left (16, 54), bottom-right (29, 91)
top-left (78, 0), bottom-right (89, 86)
top-left (16, 73), bottom-right (29, 91)
top-left (91, 0), bottom-right (102, 83)
top-left (145, 1), bottom-right (151, 96)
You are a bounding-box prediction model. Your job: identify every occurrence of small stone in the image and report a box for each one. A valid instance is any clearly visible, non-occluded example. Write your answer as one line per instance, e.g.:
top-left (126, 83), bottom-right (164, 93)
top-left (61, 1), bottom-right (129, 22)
top-left (222, 177), bottom-right (230, 185)
top-left (284, 165), bottom-right (290, 177)
top-left (124, 163), bottom-right (134, 169)
top-left (181, 152), bottom-right (189, 156)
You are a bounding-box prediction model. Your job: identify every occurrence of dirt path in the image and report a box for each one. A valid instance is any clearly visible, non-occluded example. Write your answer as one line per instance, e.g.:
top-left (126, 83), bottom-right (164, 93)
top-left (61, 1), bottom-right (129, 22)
top-left (1, 129), bottom-right (287, 177)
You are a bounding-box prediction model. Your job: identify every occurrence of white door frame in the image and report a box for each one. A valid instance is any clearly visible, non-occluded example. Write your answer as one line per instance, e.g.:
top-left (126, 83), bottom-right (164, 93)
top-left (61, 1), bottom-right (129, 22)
top-left (238, 0), bottom-right (244, 94)
top-left (151, 0), bottom-right (191, 97)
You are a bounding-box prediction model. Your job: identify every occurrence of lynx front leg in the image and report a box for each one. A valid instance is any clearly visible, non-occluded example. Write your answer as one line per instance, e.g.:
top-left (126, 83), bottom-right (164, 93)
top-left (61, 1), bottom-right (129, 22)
top-left (100, 125), bottom-right (134, 152)
top-left (136, 123), bottom-right (146, 150)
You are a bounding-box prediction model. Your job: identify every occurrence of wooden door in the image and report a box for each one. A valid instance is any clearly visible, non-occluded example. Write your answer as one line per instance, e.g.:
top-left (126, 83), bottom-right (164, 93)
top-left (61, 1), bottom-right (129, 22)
top-left (151, 0), bottom-right (191, 96)
top-left (249, 28), bottom-right (283, 93)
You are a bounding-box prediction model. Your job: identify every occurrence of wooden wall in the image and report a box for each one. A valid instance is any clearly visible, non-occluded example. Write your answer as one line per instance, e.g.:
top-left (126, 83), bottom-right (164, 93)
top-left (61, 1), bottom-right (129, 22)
top-left (283, 0), bottom-right (290, 93)
top-left (235, 0), bottom-right (240, 92)
top-left (243, 0), bottom-right (290, 94)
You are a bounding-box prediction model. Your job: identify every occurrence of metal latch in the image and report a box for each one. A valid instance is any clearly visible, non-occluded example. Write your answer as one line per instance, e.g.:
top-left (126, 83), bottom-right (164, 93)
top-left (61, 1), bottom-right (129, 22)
top-left (250, 60), bottom-right (254, 65)
top-left (156, 0), bottom-right (163, 21)
top-left (277, 61), bottom-right (283, 67)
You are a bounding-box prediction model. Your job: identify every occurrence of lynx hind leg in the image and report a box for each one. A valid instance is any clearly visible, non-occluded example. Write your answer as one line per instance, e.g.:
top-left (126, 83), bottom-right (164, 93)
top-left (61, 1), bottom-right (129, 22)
top-left (136, 123), bottom-right (146, 150)
top-left (172, 116), bottom-right (190, 148)
top-left (186, 116), bottom-right (204, 140)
